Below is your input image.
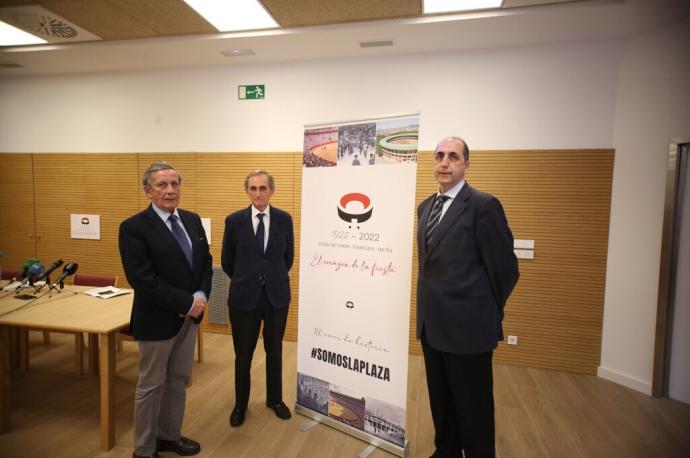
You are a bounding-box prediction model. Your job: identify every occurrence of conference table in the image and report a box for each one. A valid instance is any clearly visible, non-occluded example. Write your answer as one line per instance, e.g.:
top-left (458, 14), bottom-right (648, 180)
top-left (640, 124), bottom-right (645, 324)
top-left (0, 283), bottom-right (132, 450)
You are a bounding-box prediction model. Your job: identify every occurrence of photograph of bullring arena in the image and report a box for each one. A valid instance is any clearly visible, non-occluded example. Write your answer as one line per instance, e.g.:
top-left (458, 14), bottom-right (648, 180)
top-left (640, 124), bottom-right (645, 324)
top-left (297, 373), bottom-right (406, 448)
top-left (303, 116), bottom-right (418, 168)
top-left (375, 117), bottom-right (419, 163)
top-left (303, 126), bottom-right (337, 167)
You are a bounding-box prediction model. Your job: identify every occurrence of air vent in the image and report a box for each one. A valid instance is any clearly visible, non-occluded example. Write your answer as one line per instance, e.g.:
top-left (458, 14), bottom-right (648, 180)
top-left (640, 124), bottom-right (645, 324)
top-left (359, 39), bottom-right (395, 48)
top-left (0, 5), bottom-right (101, 43)
top-left (12, 13), bottom-right (77, 39)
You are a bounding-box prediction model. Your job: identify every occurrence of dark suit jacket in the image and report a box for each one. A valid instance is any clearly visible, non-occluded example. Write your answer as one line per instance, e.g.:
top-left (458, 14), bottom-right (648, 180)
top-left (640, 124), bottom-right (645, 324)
top-left (221, 205), bottom-right (294, 311)
top-left (119, 205), bottom-right (213, 341)
top-left (416, 183), bottom-right (519, 354)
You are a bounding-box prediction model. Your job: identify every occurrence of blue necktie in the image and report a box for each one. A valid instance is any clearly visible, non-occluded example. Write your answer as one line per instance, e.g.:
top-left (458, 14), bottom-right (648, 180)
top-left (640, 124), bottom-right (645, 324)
top-left (169, 214), bottom-right (193, 267)
top-left (256, 213), bottom-right (266, 255)
top-left (425, 195), bottom-right (450, 245)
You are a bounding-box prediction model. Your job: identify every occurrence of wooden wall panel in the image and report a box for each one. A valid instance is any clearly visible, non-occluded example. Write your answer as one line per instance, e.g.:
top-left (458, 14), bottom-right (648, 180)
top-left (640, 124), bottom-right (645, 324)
top-left (32, 153), bottom-right (140, 282)
top-left (288, 152), bottom-right (303, 346)
top-left (410, 149), bottom-right (614, 374)
top-left (0, 154), bottom-right (36, 272)
top-left (0, 149), bottom-right (613, 375)
top-left (195, 152), bottom-right (301, 338)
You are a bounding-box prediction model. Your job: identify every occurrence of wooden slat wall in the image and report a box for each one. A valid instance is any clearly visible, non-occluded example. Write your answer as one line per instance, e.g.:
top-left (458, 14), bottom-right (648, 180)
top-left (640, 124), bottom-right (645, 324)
top-left (194, 152), bottom-right (301, 338)
top-left (0, 149), bottom-right (613, 374)
top-left (413, 150), bottom-right (614, 375)
top-left (496, 150), bottom-right (613, 374)
top-left (0, 153), bottom-right (36, 271)
top-left (31, 153), bottom-right (140, 283)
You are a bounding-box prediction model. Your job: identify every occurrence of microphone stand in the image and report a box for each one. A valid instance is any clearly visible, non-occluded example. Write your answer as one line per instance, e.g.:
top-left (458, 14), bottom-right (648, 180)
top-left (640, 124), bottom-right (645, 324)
top-left (46, 278), bottom-right (61, 293)
top-left (0, 287), bottom-right (21, 299)
top-left (33, 274), bottom-right (56, 293)
top-left (0, 279), bottom-right (32, 299)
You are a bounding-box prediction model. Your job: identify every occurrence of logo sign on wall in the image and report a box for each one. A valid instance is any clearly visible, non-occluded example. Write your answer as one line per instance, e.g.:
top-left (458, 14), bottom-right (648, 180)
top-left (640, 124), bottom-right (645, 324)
top-left (296, 113), bottom-right (420, 456)
top-left (70, 213), bottom-right (101, 240)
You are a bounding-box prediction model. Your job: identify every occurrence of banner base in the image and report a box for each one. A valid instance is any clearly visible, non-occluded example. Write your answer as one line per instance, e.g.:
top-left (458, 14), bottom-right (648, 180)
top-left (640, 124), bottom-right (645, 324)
top-left (296, 404), bottom-right (409, 457)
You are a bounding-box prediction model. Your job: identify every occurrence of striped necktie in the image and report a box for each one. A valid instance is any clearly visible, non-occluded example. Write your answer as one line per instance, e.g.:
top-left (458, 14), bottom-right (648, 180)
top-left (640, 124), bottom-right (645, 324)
top-left (425, 195), bottom-right (450, 245)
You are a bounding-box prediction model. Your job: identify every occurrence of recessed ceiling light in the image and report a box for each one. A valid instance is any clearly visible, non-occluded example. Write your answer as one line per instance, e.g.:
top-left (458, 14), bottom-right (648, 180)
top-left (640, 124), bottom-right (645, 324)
top-left (183, 0), bottom-right (278, 32)
top-left (0, 19), bottom-right (46, 46)
top-left (221, 48), bottom-right (255, 57)
top-left (423, 0), bottom-right (503, 14)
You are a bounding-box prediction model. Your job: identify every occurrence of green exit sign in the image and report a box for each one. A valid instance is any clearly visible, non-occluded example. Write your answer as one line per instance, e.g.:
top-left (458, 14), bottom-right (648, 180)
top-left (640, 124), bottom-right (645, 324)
top-left (238, 84), bottom-right (265, 100)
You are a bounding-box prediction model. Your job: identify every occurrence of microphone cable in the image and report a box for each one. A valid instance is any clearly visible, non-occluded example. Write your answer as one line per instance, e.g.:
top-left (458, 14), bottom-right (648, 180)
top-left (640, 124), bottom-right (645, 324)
top-left (0, 287), bottom-right (79, 318)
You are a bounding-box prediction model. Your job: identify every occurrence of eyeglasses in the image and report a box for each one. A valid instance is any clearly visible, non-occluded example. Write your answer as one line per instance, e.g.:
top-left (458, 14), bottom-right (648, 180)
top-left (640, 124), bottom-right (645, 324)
top-left (434, 151), bottom-right (464, 163)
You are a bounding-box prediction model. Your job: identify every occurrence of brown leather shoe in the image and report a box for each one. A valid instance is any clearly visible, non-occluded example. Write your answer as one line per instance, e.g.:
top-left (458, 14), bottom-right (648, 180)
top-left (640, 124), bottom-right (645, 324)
top-left (156, 436), bottom-right (200, 456)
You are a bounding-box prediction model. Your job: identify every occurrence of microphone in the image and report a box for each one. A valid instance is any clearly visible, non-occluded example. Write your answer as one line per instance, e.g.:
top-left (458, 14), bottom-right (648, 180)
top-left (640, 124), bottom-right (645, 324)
top-left (11, 258), bottom-right (41, 282)
top-left (53, 262), bottom-right (78, 289)
top-left (14, 262), bottom-right (45, 290)
top-left (33, 259), bottom-right (63, 283)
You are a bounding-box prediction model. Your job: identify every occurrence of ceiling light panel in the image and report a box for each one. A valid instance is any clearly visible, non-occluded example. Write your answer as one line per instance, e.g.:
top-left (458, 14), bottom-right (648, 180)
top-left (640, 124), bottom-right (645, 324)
top-left (424, 0), bottom-right (504, 14)
top-left (0, 19), bottom-right (46, 46)
top-left (183, 0), bottom-right (278, 32)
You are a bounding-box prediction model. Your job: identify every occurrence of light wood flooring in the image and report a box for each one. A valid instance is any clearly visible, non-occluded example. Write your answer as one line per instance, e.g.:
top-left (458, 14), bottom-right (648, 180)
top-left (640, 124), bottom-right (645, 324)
top-left (0, 332), bottom-right (688, 457)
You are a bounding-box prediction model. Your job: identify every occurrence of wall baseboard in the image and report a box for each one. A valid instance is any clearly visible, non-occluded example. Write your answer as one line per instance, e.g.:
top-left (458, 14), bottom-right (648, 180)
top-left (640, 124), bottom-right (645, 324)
top-left (598, 366), bottom-right (652, 395)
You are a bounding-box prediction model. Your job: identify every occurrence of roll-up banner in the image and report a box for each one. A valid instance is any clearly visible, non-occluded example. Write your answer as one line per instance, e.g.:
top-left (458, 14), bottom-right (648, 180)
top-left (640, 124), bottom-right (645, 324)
top-left (296, 113), bottom-right (420, 456)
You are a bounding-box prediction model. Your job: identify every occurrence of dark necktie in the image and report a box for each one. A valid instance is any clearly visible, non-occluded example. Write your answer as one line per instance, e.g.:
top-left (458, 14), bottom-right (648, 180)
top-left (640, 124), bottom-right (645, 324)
top-left (425, 195), bottom-right (450, 245)
top-left (169, 214), bottom-right (193, 267)
top-left (256, 213), bottom-right (266, 255)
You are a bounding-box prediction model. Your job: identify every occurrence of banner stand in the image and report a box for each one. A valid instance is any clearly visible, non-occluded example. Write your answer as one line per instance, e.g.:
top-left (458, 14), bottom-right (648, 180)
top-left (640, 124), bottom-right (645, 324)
top-left (296, 405), bottom-right (409, 457)
top-left (296, 112), bottom-right (420, 458)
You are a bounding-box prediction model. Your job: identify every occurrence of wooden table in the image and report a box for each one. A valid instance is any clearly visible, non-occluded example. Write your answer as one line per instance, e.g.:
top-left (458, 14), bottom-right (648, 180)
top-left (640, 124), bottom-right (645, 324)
top-left (0, 284), bottom-right (132, 450)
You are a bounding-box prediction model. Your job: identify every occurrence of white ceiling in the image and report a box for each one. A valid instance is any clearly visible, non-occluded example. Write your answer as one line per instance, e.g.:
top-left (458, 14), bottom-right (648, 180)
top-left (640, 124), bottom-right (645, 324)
top-left (0, 0), bottom-right (688, 76)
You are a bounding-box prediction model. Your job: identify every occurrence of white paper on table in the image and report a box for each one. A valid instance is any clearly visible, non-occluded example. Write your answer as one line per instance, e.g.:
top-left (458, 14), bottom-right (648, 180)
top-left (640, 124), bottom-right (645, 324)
top-left (83, 286), bottom-right (131, 299)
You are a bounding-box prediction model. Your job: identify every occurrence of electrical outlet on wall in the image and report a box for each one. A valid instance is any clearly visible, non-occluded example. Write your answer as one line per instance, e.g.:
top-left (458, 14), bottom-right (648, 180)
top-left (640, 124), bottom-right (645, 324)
top-left (507, 335), bottom-right (518, 345)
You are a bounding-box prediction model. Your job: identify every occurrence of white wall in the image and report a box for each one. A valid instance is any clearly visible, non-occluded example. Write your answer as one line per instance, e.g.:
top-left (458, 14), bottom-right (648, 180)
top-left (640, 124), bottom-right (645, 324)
top-left (600, 17), bottom-right (690, 394)
top-left (5, 31), bottom-right (687, 395)
top-left (0, 41), bottom-right (619, 152)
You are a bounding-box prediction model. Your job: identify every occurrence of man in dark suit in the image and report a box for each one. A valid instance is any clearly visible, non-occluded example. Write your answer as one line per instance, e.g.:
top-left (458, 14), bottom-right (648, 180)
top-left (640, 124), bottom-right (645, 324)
top-left (119, 162), bottom-right (212, 458)
top-left (417, 137), bottom-right (519, 458)
top-left (221, 170), bottom-right (294, 427)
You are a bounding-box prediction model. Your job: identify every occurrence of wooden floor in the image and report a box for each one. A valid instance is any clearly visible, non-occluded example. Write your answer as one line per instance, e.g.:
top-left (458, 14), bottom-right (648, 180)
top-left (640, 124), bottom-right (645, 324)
top-left (0, 332), bottom-right (688, 458)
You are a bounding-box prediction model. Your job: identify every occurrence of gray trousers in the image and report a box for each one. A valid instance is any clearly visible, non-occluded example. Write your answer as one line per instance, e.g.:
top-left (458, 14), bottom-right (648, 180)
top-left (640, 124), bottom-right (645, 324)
top-left (133, 319), bottom-right (198, 456)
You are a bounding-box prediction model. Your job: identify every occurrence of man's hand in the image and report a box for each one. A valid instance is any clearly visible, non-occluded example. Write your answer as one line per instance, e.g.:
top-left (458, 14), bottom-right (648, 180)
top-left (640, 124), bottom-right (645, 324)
top-left (187, 297), bottom-right (207, 318)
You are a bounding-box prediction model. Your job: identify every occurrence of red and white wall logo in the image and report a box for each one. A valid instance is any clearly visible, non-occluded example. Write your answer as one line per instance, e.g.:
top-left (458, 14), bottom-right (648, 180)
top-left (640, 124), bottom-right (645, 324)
top-left (337, 193), bottom-right (373, 229)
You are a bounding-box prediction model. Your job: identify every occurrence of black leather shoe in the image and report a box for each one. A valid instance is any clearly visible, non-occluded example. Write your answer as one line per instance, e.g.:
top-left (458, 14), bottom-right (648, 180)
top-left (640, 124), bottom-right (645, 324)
top-left (266, 400), bottom-right (291, 420)
top-left (133, 454), bottom-right (159, 458)
top-left (156, 437), bottom-right (200, 456)
top-left (230, 406), bottom-right (246, 427)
